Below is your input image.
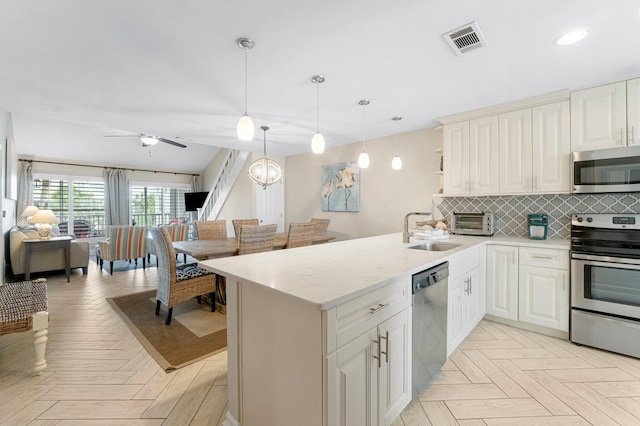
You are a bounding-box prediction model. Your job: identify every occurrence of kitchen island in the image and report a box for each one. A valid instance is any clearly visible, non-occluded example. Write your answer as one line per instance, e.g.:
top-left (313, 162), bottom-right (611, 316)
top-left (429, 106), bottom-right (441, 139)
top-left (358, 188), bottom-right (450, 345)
top-left (199, 232), bottom-right (569, 426)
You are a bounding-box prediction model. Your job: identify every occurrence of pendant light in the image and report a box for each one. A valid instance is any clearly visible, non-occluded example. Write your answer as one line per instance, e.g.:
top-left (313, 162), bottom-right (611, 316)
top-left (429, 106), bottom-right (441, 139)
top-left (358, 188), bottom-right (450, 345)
top-left (391, 116), bottom-right (403, 170)
top-left (248, 126), bottom-right (282, 189)
top-left (357, 99), bottom-right (370, 168)
top-left (310, 75), bottom-right (326, 154)
top-left (236, 37), bottom-right (255, 141)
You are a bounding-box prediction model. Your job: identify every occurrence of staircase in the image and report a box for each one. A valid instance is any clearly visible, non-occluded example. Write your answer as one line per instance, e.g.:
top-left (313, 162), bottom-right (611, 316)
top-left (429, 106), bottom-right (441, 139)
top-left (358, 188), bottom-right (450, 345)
top-left (198, 149), bottom-right (249, 221)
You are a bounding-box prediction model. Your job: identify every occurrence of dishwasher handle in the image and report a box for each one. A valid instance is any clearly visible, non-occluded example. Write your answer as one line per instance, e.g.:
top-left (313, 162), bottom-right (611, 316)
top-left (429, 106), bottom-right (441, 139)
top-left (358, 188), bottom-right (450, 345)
top-left (412, 261), bottom-right (449, 294)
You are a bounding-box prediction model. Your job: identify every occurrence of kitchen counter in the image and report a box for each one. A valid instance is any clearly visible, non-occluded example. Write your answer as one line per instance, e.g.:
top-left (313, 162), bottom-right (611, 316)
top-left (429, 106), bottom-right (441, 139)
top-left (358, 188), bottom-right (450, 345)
top-left (199, 232), bottom-right (569, 310)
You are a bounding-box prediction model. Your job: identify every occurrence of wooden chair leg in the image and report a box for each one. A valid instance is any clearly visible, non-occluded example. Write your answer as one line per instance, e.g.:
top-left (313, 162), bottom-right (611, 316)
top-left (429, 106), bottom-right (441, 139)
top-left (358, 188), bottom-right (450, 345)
top-left (165, 307), bottom-right (173, 325)
top-left (196, 296), bottom-right (202, 304)
top-left (211, 292), bottom-right (216, 312)
top-left (142, 258), bottom-right (146, 270)
top-left (32, 311), bottom-right (48, 375)
top-left (155, 300), bottom-right (161, 315)
top-left (109, 261), bottom-right (113, 275)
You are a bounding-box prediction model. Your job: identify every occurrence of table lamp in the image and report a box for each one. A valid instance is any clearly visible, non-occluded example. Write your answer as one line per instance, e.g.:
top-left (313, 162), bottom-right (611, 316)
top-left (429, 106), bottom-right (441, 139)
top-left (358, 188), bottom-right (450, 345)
top-left (29, 209), bottom-right (59, 240)
top-left (20, 205), bottom-right (39, 226)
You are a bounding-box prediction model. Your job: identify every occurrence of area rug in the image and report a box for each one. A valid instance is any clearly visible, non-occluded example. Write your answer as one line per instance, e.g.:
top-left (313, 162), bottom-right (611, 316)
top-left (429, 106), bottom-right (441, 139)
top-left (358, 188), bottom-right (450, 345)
top-left (107, 290), bottom-right (227, 372)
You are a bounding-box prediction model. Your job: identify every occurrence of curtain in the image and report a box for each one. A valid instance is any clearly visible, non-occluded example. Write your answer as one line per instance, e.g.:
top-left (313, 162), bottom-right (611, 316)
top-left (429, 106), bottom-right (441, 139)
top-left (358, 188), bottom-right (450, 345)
top-left (103, 168), bottom-right (129, 226)
top-left (16, 160), bottom-right (33, 227)
top-left (190, 175), bottom-right (199, 192)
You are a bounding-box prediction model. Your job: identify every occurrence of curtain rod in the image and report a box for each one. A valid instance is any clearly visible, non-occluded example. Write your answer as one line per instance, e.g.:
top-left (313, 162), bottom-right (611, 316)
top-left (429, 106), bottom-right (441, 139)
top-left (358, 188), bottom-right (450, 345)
top-left (19, 158), bottom-right (199, 177)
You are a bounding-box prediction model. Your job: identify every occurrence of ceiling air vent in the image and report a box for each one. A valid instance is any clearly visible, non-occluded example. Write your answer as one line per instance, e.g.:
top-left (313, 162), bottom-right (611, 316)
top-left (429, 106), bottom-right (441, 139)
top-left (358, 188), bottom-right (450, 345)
top-left (443, 21), bottom-right (487, 56)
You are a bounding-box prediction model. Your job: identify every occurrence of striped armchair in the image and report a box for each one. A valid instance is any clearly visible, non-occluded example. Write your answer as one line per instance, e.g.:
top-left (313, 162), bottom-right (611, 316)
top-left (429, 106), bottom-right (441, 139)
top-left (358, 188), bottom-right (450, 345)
top-left (98, 226), bottom-right (148, 275)
top-left (147, 224), bottom-right (190, 266)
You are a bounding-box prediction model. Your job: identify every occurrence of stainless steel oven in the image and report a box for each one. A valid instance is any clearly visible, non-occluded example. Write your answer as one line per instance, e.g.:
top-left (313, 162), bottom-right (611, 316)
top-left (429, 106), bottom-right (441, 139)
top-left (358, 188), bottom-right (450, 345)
top-left (571, 213), bottom-right (640, 358)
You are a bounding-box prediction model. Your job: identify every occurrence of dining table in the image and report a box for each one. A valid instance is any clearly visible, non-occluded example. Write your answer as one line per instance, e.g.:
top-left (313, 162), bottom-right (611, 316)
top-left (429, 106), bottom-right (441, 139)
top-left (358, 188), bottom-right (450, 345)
top-left (173, 233), bottom-right (335, 312)
top-left (172, 233), bottom-right (335, 260)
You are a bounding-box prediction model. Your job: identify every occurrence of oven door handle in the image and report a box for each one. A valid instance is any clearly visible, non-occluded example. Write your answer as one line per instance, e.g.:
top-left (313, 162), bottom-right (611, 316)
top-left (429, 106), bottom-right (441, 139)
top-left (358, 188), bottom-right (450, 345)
top-left (572, 252), bottom-right (640, 266)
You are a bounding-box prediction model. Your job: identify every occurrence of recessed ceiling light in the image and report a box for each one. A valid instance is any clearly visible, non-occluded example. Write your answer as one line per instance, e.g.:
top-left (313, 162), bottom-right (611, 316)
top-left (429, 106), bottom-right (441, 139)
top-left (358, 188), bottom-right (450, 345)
top-left (555, 29), bottom-right (589, 46)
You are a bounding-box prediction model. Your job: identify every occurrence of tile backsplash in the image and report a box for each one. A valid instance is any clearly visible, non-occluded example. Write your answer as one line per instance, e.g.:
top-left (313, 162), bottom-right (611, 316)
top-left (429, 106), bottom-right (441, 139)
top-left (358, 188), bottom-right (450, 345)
top-left (436, 193), bottom-right (640, 239)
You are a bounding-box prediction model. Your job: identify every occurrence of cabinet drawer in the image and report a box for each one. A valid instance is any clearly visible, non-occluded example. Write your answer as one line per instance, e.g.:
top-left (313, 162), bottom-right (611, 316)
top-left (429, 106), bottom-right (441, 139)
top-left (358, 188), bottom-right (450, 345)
top-left (519, 247), bottom-right (568, 269)
top-left (448, 247), bottom-right (480, 276)
top-left (324, 277), bottom-right (411, 355)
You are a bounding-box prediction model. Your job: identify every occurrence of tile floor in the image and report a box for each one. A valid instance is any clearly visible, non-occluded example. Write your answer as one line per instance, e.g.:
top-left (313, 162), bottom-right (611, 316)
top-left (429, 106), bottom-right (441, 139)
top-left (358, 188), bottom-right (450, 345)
top-left (3, 262), bottom-right (640, 424)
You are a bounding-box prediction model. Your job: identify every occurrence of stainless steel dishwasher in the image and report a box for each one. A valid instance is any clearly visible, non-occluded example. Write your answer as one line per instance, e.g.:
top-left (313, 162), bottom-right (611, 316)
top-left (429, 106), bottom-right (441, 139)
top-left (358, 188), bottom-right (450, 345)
top-left (412, 261), bottom-right (448, 398)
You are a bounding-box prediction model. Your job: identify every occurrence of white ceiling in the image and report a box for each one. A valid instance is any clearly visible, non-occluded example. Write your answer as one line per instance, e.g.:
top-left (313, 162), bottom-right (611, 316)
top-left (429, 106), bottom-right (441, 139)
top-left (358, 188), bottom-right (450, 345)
top-left (2, 0), bottom-right (640, 172)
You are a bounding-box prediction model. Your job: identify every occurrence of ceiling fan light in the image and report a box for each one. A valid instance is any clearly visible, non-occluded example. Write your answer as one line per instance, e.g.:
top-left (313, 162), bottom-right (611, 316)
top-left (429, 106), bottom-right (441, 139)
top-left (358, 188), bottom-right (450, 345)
top-left (358, 151), bottom-right (370, 168)
top-left (237, 114), bottom-right (255, 141)
top-left (140, 136), bottom-right (159, 146)
top-left (392, 155), bottom-right (402, 170)
top-left (311, 132), bottom-right (325, 154)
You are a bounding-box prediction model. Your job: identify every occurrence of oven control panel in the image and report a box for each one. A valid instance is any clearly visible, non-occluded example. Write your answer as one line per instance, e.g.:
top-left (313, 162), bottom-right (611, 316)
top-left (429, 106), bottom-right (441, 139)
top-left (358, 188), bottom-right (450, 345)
top-left (573, 213), bottom-right (640, 229)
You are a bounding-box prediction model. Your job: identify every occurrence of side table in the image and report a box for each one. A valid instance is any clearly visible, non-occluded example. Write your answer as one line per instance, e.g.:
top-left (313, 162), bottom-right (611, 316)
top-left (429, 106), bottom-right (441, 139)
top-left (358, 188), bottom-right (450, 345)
top-left (23, 236), bottom-right (73, 282)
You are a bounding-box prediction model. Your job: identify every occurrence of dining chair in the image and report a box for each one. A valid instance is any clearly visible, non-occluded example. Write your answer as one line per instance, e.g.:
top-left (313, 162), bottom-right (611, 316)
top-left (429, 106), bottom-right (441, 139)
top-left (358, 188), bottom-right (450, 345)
top-left (147, 224), bottom-right (189, 266)
top-left (149, 227), bottom-right (217, 325)
top-left (232, 218), bottom-right (259, 238)
top-left (237, 224), bottom-right (278, 255)
top-left (195, 220), bottom-right (227, 240)
top-left (285, 222), bottom-right (317, 249)
top-left (310, 218), bottom-right (330, 235)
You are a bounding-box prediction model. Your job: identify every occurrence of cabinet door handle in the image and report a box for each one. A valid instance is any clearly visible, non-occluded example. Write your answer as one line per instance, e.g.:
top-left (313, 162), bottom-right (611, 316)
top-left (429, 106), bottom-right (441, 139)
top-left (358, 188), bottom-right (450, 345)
top-left (512, 251), bottom-right (515, 265)
top-left (534, 175), bottom-right (538, 192)
top-left (381, 331), bottom-right (389, 364)
top-left (373, 335), bottom-right (382, 368)
top-left (531, 255), bottom-right (554, 260)
top-left (620, 128), bottom-right (625, 146)
top-left (563, 272), bottom-right (566, 291)
top-left (469, 276), bottom-right (472, 294)
top-left (369, 303), bottom-right (389, 315)
top-left (631, 127), bottom-right (636, 146)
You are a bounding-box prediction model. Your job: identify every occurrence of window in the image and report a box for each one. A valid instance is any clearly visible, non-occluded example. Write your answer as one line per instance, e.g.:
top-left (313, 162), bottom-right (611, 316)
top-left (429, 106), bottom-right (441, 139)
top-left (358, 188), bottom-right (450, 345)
top-left (33, 177), bottom-right (105, 237)
top-left (130, 185), bottom-right (190, 226)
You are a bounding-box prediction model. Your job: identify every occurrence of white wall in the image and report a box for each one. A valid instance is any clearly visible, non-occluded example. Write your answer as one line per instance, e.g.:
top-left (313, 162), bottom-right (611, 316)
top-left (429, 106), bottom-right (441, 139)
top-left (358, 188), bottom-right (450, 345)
top-left (285, 127), bottom-right (442, 240)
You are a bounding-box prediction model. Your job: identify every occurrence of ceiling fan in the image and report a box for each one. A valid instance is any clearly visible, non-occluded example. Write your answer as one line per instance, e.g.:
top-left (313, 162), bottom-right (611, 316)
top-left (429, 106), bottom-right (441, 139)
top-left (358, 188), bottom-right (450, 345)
top-left (103, 133), bottom-right (187, 148)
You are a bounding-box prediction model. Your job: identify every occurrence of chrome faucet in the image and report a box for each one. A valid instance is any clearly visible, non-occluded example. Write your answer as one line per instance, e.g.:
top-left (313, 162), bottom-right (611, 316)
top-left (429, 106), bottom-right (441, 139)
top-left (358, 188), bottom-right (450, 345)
top-left (403, 212), bottom-right (432, 243)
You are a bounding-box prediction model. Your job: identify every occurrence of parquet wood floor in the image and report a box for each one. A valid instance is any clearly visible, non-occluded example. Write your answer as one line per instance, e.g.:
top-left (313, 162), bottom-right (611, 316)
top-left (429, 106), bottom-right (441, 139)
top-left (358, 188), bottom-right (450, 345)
top-left (3, 263), bottom-right (640, 424)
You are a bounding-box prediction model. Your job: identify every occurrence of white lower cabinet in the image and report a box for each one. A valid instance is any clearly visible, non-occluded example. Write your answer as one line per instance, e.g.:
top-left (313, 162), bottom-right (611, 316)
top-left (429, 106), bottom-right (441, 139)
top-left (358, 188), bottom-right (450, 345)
top-left (447, 247), bottom-right (485, 355)
top-left (486, 244), bottom-right (569, 332)
top-left (326, 279), bottom-right (412, 426)
top-left (486, 245), bottom-right (519, 320)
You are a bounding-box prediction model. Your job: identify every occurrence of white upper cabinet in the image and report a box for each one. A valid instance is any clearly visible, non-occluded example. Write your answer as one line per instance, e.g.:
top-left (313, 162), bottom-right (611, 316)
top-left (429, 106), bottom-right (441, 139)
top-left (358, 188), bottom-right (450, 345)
top-left (443, 121), bottom-right (470, 195)
top-left (469, 116), bottom-right (500, 194)
top-left (532, 101), bottom-right (571, 193)
top-left (499, 109), bottom-right (533, 194)
top-left (443, 117), bottom-right (498, 195)
top-left (571, 81), bottom-right (627, 151)
top-left (628, 78), bottom-right (640, 147)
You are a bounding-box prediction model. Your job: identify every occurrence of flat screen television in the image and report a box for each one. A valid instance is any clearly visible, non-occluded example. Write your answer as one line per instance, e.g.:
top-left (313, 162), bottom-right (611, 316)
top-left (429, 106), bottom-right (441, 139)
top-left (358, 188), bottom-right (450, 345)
top-left (184, 191), bottom-right (208, 211)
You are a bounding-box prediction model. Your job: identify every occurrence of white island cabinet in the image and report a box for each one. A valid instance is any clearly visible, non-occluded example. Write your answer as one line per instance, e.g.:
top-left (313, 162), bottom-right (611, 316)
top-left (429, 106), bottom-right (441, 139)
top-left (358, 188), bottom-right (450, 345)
top-left (200, 233), bottom-right (471, 426)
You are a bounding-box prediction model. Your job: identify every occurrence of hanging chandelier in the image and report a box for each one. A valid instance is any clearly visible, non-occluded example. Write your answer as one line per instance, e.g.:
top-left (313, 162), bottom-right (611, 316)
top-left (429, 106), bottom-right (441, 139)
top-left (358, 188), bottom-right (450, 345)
top-left (357, 99), bottom-right (370, 168)
top-left (310, 75), bottom-right (326, 154)
top-left (391, 116), bottom-right (403, 170)
top-left (236, 37), bottom-right (255, 141)
top-left (248, 126), bottom-right (282, 189)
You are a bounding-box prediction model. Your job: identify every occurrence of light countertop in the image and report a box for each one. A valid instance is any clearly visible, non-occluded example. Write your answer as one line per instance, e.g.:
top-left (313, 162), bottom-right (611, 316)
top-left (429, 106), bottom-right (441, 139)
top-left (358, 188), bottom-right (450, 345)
top-left (198, 233), bottom-right (569, 311)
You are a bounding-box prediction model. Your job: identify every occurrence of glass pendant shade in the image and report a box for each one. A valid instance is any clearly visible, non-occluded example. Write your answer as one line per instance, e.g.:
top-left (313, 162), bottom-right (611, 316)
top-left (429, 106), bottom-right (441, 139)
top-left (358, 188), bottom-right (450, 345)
top-left (237, 114), bottom-right (255, 141)
top-left (311, 132), bottom-right (325, 154)
top-left (358, 151), bottom-right (370, 168)
top-left (392, 155), bottom-right (402, 170)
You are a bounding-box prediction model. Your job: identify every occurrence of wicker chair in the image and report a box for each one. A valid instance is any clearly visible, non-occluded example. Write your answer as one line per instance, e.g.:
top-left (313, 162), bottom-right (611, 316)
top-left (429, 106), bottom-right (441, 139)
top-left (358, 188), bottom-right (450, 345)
top-left (150, 227), bottom-right (217, 325)
top-left (232, 218), bottom-right (259, 238)
top-left (195, 220), bottom-right (227, 240)
top-left (310, 218), bottom-right (330, 235)
top-left (147, 224), bottom-right (190, 266)
top-left (237, 224), bottom-right (278, 255)
top-left (0, 278), bottom-right (48, 375)
top-left (98, 225), bottom-right (148, 275)
top-left (285, 222), bottom-right (317, 249)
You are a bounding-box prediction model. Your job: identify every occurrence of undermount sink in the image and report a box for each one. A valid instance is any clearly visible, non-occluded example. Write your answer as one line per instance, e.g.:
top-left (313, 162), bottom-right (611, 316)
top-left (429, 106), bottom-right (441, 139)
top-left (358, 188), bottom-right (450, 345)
top-left (408, 242), bottom-right (461, 252)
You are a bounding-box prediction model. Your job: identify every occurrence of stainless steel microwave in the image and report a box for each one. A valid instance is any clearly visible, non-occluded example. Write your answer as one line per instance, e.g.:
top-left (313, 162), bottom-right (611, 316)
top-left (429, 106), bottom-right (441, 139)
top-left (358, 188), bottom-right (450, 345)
top-left (572, 146), bottom-right (640, 193)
